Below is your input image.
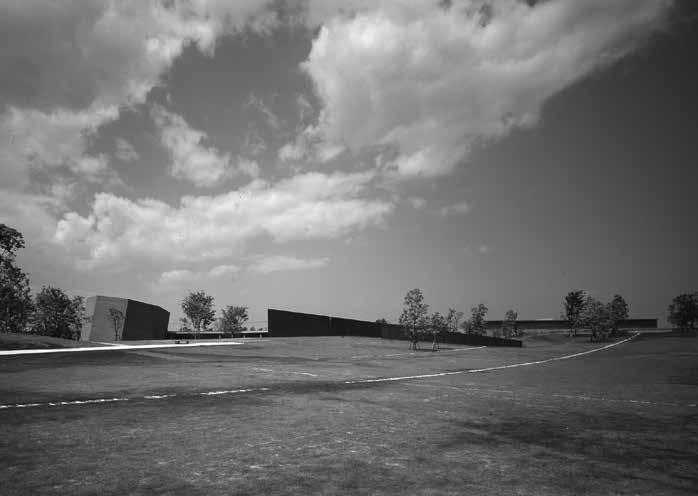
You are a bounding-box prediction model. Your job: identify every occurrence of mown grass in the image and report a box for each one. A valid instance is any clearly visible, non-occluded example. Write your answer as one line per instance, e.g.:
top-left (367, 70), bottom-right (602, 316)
top-left (1, 334), bottom-right (696, 495)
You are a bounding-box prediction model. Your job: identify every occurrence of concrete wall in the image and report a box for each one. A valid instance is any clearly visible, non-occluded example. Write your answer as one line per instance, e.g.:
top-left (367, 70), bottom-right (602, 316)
top-left (268, 309), bottom-right (522, 347)
top-left (81, 296), bottom-right (169, 342)
top-left (484, 318), bottom-right (658, 331)
top-left (122, 299), bottom-right (170, 340)
top-left (268, 309), bottom-right (331, 337)
top-left (81, 296), bottom-right (129, 342)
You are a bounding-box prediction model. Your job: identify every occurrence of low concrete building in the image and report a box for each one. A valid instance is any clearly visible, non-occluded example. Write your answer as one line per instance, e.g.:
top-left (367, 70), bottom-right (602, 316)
top-left (81, 296), bottom-right (170, 342)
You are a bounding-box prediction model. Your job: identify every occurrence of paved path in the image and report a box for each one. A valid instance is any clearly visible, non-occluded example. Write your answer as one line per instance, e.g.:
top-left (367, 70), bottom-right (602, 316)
top-left (0, 340), bottom-right (244, 356)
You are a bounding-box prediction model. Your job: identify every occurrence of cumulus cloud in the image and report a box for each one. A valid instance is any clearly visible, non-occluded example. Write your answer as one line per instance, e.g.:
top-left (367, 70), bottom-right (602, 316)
top-left (247, 255), bottom-right (330, 275)
top-left (53, 171), bottom-right (393, 269)
top-left (0, 1), bottom-right (277, 113)
top-left (408, 197), bottom-right (426, 210)
top-left (114, 138), bottom-right (139, 163)
top-left (151, 105), bottom-right (232, 187)
top-left (0, 0), bottom-right (276, 197)
top-left (154, 264), bottom-right (240, 290)
top-left (439, 202), bottom-right (469, 216)
top-left (0, 105), bottom-right (119, 189)
top-left (237, 157), bottom-right (261, 179)
top-left (277, 124), bottom-right (344, 164)
top-left (301, 0), bottom-right (673, 177)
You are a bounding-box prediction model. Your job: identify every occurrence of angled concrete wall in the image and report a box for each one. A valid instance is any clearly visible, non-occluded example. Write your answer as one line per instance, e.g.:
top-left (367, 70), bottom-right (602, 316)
top-left (122, 300), bottom-right (170, 340)
top-left (81, 296), bottom-right (129, 342)
top-left (81, 296), bottom-right (169, 342)
top-left (268, 309), bottom-right (522, 347)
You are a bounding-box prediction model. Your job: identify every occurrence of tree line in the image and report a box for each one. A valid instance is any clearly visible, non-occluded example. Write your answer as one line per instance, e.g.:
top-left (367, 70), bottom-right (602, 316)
top-left (391, 288), bottom-right (523, 351)
top-left (562, 290), bottom-right (630, 341)
top-left (1, 224), bottom-right (84, 339)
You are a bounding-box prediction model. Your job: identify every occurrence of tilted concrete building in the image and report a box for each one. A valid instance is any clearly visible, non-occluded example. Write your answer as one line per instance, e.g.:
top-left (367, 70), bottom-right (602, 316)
top-left (81, 296), bottom-right (170, 342)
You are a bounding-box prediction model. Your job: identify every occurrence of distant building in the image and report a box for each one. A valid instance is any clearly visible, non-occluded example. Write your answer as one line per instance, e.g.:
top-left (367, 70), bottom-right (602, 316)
top-left (81, 296), bottom-right (170, 342)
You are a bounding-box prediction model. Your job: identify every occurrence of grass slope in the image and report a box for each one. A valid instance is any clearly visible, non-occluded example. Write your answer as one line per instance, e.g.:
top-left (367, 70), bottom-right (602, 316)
top-left (0, 334), bottom-right (696, 495)
top-left (0, 332), bottom-right (96, 350)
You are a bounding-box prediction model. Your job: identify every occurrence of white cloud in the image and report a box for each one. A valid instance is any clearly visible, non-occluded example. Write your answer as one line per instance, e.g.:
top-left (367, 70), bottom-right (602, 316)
top-left (237, 157), bottom-right (261, 179)
top-left (463, 243), bottom-right (489, 255)
top-left (0, 0), bottom-right (276, 200)
top-left (278, 141), bottom-right (306, 162)
top-left (296, 94), bottom-right (315, 123)
top-left (0, 105), bottom-right (119, 189)
top-left (248, 255), bottom-right (330, 275)
top-left (54, 171), bottom-right (393, 270)
top-left (151, 105), bottom-right (232, 187)
top-left (207, 264), bottom-right (240, 278)
top-left (114, 138), bottom-right (139, 163)
top-left (277, 124), bottom-right (344, 164)
top-left (408, 197), bottom-right (426, 210)
top-left (155, 264), bottom-right (240, 290)
top-left (439, 202), bottom-right (469, 216)
top-left (301, 0), bottom-right (673, 177)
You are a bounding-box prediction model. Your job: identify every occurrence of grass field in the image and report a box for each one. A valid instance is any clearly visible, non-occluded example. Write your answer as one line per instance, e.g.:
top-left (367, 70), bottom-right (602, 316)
top-left (1, 333), bottom-right (697, 495)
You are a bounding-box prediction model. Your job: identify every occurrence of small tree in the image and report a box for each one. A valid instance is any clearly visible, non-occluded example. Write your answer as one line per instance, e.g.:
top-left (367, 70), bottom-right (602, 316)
top-left (32, 286), bottom-right (84, 340)
top-left (181, 290), bottom-right (215, 339)
top-left (608, 294), bottom-right (629, 335)
top-left (579, 296), bottom-right (613, 342)
top-left (429, 311), bottom-right (447, 351)
top-left (564, 290), bottom-right (587, 337)
top-left (375, 318), bottom-right (389, 324)
top-left (668, 293), bottom-right (698, 332)
top-left (503, 309), bottom-right (518, 338)
top-left (399, 288), bottom-right (429, 350)
top-left (0, 224), bottom-right (34, 334)
top-left (220, 305), bottom-right (249, 337)
top-left (108, 307), bottom-right (125, 341)
top-left (445, 308), bottom-right (464, 334)
top-left (465, 303), bottom-right (488, 335)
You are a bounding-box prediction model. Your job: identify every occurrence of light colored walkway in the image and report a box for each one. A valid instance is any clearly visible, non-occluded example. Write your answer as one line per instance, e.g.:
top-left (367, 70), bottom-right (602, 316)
top-left (0, 340), bottom-right (244, 356)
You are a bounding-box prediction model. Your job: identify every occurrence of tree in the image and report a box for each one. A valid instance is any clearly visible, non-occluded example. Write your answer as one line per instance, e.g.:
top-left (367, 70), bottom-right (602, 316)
top-left (0, 224), bottom-right (33, 334)
top-left (375, 318), bottom-right (389, 324)
top-left (445, 308), bottom-right (464, 334)
top-left (564, 290), bottom-right (587, 337)
top-left (503, 309), bottom-right (518, 339)
top-left (429, 311), bottom-right (447, 351)
top-left (668, 293), bottom-right (698, 332)
top-left (579, 296), bottom-right (613, 342)
top-left (608, 294), bottom-right (629, 335)
top-left (219, 305), bottom-right (249, 337)
top-left (399, 288), bottom-right (429, 350)
top-left (464, 303), bottom-right (488, 335)
top-left (181, 290), bottom-right (215, 338)
top-left (108, 307), bottom-right (125, 341)
top-left (178, 317), bottom-right (192, 333)
top-left (32, 286), bottom-right (84, 340)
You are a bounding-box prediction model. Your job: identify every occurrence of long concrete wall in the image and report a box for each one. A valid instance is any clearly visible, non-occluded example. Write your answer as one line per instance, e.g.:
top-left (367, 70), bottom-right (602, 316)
top-left (484, 318), bottom-right (657, 330)
top-left (268, 309), bottom-right (522, 347)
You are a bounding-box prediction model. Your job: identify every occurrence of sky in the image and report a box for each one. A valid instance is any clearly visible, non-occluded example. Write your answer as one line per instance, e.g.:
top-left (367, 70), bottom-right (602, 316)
top-left (1, 0), bottom-right (697, 330)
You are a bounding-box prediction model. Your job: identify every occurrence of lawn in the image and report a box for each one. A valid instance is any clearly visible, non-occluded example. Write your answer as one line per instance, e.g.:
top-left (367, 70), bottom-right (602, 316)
top-left (0, 332), bottom-right (105, 350)
top-left (1, 333), bottom-right (696, 495)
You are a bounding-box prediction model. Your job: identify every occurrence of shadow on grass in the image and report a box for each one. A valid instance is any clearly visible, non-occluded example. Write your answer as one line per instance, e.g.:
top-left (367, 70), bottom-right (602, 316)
top-left (439, 409), bottom-right (698, 493)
